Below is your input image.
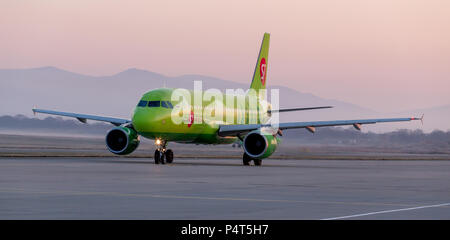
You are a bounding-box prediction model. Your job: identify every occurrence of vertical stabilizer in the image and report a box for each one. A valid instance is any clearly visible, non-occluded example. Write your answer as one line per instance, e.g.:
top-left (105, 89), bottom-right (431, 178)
top-left (249, 33), bottom-right (270, 93)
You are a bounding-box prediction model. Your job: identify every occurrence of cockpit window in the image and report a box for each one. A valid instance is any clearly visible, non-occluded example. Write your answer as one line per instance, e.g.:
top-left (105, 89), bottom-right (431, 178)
top-left (148, 101), bottom-right (161, 107)
top-left (139, 100), bottom-right (173, 108)
top-left (161, 101), bottom-right (173, 109)
top-left (137, 100), bottom-right (148, 107)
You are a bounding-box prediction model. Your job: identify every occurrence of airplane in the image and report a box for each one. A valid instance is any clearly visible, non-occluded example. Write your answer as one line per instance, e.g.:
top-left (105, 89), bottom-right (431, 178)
top-left (32, 33), bottom-right (423, 166)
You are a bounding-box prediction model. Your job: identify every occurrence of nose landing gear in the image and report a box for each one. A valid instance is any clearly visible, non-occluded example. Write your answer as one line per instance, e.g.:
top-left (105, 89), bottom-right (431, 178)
top-left (154, 149), bottom-right (165, 164)
top-left (154, 139), bottom-right (174, 164)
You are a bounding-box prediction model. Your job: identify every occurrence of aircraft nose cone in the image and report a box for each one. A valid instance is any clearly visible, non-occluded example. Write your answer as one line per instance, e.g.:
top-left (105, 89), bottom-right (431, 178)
top-left (132, 109), bottom-right (150, 133)
top-left (132, 108), bottom-right (163, 133)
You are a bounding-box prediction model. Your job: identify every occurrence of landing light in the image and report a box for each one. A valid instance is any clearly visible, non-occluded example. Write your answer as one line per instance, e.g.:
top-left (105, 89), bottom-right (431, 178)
top-left (155, 139), bottom-right (161, 145)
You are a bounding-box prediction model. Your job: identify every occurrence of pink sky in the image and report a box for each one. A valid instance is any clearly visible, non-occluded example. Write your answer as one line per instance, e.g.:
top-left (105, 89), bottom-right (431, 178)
top-left (1, 0), bottom-right (449, 112)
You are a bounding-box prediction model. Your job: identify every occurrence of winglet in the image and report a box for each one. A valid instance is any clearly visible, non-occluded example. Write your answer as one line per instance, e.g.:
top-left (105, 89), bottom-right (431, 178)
top-left (411, 114), bottom-right (424, 125)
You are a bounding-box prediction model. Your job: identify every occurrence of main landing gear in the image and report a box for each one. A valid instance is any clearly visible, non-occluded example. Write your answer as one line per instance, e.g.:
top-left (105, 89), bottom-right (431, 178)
top-left (243, 153), bottom-right (262, 166)
top-left (154, 139), bottom-right (174, 164)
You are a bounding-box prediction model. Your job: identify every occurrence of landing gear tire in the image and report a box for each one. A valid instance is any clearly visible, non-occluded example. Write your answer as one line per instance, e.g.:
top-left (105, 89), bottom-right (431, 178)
top-left (160, 151), bottom-right (166, 164)
top-left (243, 153), bottom-right (252, 166)
top-left (165, 149), bottom-right (174, 163)
top-left (253, 159), bottom-right (262, 166)
top-left (154, 150), bottom-right (160, 164)
top-left (154, 150), bottom-right (165, 164)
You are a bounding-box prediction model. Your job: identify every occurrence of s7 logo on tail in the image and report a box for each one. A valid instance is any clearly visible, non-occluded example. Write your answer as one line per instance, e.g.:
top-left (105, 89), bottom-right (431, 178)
top-left (260, 58), bottom-right (267, 85)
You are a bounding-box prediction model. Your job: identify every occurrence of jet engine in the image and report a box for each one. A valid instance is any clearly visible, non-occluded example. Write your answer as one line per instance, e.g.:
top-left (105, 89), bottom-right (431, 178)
top-left (243, 130), bottom-right (278, 159)
top-left (105, 126), bottom-right (140, 155)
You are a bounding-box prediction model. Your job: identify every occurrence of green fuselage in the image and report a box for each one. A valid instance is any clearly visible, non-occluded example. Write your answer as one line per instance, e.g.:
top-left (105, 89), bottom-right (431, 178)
top-left (132, 88), bottom-right (270, 144)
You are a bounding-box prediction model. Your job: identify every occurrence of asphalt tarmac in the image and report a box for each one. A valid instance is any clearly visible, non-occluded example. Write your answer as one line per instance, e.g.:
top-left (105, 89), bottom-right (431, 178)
top-left (1, 157), bottom-right (449, 219)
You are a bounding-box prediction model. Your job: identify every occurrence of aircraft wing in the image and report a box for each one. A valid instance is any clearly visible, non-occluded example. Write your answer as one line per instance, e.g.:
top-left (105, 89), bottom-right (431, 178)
top-left (218, 116), bottom-right (423, 136)
top-left (32, 108), bottom-right (131, 126)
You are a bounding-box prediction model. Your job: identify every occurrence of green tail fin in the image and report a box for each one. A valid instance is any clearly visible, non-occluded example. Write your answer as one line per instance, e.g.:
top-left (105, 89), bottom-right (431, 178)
top-left (250, 33), bottom-right (270, 92)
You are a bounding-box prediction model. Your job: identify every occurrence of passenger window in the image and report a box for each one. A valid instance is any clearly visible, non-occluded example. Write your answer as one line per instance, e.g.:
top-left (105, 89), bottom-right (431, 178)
top-left (148, 101), bottom-right (161, 107)
top-left (137, 100), bottom-right (148, 107)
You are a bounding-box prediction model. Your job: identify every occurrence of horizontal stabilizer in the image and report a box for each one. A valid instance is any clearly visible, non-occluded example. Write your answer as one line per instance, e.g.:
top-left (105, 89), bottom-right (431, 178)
top-left (268, 106), bottom-right (332, 114)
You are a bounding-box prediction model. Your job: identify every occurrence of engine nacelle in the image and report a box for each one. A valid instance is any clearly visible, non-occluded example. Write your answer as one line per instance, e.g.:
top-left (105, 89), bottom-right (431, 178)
top-left (243, 130), bottom-right (278, 159)
top-left (105, 127), bottom-right (140, 155)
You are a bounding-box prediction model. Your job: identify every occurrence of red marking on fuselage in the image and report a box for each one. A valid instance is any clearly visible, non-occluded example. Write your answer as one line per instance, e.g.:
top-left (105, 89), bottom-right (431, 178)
top-left (187, 110), bottom-right (194, 128)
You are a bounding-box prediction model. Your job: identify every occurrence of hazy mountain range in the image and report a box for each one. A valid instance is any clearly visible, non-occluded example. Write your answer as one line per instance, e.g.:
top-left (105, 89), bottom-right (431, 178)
top-left (0, 66), bottom-right (448, 132)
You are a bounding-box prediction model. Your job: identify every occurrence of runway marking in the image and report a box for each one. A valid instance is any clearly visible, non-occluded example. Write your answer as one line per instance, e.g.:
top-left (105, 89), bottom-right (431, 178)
top-left (1, 188), bottom-right (448, 210)
top-left (322, 202), bottom-right (450, 220)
